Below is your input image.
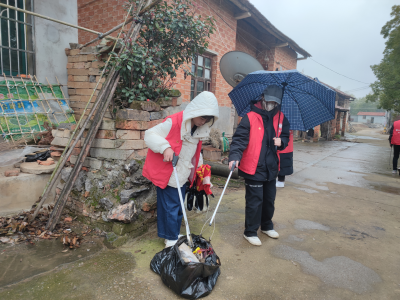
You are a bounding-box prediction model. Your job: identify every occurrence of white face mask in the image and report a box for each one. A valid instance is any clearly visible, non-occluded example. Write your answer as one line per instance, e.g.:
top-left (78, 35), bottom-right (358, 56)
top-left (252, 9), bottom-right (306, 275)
top-left (262, 101), bottom-right (277, 111)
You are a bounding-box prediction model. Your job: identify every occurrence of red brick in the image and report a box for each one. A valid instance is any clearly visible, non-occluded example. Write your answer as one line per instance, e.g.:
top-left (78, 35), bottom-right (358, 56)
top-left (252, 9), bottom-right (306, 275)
top-left (68, 81), bottom-right (98, 89)
top-left (91, 61), bottom-right (105, 68)
top-left (75, 89), bottom-right (99, 96)
top-left (74, 76), bottom-right (89, 82)
top-left (95, 130), bottom-right (116, 139)
top-left (140, 130), bottom-right (145, 140)
top-left (78, 55), bottom-right (88, 62)
top-left (65, 48), bottom-right (70, 56)
top-left (71, 147), bottom-right (82, 156)
top-left (67, 69), bottom-right (90, 76)
top-left (66, 63), bottom-right (74, 69)
top-left (68, 75), bottom-right (74, 82)
top-left (87, 54), bottom-right (99, 61)
top-left (70, 49), bottom-right (80, 56)
top-left (68, 56), bottom-right (79, 63)
top-left (68, 88), bottom-right (76, 95)
top-left (115, 120), bottom-right (148, 130)
top-left (73, 62), bottom-right (86, 69)
top-left (148, 119), bottom-right (163, 129)
top-left (88, 68), bottom-right (101, 76)
top-left (4, 169), bottom-right (20, 177)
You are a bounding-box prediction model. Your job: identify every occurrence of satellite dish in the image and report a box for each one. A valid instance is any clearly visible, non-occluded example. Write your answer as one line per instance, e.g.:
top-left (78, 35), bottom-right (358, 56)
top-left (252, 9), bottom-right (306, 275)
top-left (220, 51), bottom-right (264, 87)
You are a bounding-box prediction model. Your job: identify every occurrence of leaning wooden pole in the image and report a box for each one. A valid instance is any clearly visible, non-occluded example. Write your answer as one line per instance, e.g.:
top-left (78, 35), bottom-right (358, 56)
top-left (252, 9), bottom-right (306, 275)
top-left (45, 1), bottom-right (148, 231)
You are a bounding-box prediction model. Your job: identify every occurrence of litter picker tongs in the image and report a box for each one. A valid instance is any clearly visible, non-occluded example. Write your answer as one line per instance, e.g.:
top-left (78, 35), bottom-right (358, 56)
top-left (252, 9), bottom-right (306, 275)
top-left (209, 161), bottom-right (236, 226)
top-left (172, 153), bottom-right (193, 247)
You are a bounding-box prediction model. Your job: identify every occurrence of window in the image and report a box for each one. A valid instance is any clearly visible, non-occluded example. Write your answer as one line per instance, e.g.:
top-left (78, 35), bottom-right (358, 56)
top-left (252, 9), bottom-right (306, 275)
top-left (0, 0), bottom-right (34, 77)
top-left (190, 54), bottom-right (212, 100)
top-left (362, 115), bottom-right (366, 119)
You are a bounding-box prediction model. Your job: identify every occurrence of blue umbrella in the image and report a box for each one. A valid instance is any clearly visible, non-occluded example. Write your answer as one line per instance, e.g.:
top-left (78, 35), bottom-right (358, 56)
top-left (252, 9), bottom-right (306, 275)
top-left (228, 70), bottom-right (336, 131)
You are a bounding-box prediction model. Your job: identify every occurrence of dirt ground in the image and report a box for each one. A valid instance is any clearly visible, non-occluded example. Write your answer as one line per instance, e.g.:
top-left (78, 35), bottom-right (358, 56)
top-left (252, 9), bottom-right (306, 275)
top-left (1, 128), bottom-right (399, 300)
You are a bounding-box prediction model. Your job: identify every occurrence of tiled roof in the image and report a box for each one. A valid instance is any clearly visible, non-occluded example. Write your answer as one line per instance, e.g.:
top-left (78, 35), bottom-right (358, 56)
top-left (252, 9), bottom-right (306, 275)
top-left (357, 112), bottom-right (385, 116)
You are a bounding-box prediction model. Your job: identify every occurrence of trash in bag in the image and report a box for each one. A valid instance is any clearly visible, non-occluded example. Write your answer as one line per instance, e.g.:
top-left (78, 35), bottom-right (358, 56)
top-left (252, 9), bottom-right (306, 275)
top-left (150, 234), bottom-right (221, 299)
top-left (25, 149), bottom-right (51, 162)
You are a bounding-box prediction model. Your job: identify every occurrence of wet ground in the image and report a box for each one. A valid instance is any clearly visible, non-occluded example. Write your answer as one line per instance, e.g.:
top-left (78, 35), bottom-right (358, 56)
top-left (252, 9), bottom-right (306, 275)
top-left (1, 128), bottom-right (400, 299)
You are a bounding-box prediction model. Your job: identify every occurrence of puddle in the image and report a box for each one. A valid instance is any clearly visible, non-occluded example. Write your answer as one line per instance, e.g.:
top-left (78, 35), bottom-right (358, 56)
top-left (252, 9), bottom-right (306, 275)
top-left (0, 237), bottom-right (103, 287)
top-left (369, 184), bottom-right (400, 195)
top-left (294, 187), bottom-right (319, 194)
top-left (273, 245), bottom-right (381, 293)
top-left (294, 219), bottom-right (330, 232)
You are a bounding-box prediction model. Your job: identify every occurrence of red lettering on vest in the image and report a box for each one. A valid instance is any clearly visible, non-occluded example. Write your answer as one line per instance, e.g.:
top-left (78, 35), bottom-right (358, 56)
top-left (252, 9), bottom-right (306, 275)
top-left (142, 111), bottom-right (202, 189)
top-left (239, 111), bottom-right (284, 175)
top-left (392, 120), bottom-right (400, 145)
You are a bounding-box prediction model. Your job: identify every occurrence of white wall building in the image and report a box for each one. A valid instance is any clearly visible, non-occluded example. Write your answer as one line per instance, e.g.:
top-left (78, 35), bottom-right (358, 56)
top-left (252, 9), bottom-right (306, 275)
top-left (354, 112), bottom-right (386, 125)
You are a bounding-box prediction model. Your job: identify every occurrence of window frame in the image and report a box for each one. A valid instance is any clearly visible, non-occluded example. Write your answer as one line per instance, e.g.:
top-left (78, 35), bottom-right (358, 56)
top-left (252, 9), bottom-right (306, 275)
top-left (0, 0), bottom-right (35, 77)
top-left (190, 54), bottom-right (212, 100)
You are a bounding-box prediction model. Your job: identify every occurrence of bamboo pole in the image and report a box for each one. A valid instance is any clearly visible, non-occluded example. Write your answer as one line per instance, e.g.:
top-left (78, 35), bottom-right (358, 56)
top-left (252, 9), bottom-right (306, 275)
top-left (45, 77), bottom-right (71, 124)
top-left (2, 75), bottom-right (27, 145)
top-left (10, 76), bottom-right (37, 143)
top-left (45, 1), bottom-right (147, 231)
top-left (28, 75), bottom-right (55, 127)
top-left (56, 76), bottom-right (77, 124)
top-left (33, 75), bottom-right (61, 125)
top-left (19, 76), bottom-right (44, 133)
top-left (33, 1), bottom-right (143, 220)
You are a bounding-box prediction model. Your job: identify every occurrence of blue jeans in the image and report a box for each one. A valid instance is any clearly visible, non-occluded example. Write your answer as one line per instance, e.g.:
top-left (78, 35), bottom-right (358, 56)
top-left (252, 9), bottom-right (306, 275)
top-left (156, 185), bottom-right (186, 240)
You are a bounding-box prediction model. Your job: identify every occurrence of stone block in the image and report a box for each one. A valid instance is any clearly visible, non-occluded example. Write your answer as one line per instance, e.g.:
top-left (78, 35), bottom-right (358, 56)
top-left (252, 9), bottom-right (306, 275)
top-left (115, 120), bottom-right (148, 130)
top-left (95, 130), bottom-right (116, 139)
top-left (157, 98), bottom-right (173, 107)
top-left (80, 46), bottom-right (97, 54)
top-left (116, 130), bottom-right (140, 140)
top-left (51, 137), bottom-right (69, 146)
top-left (202, 146), bottom-right (222, 161)
top-left (116, 109), bottom-right (150, 121)
top-left (20, 162), bottom-right (56, 174)
top-left (112, 221), bottom-right (143, 236)
top-left (69, 155), bottom-right (103, 169)
top-left (90, 148), bottom-right (134, 160)
top-left (128, 148), bottom-right (148, 160)
top-left (55, 129), bottom-right (64, 138)
top-left (99, 197), bottom-right (113, 210)
top-left (82, 138), bottom-right (116, 149)
top-left (80, 119), bottom-right (115, 130)
top-left (150, 111), bottom-right (163, 120)
top-left (63, 129), bottom-right (71, 138)
top-left (148, 119), bottom-right (163, 129)
top-left (58, 123), bottom-right (77, 131)
top-left (107, 201), bottom-right (137, 223)
top-left (118, 140), bottom-right (145, 150)
top-left (120, 187), bottom-right (149, 204)
top-left (4, 169), bottom-right (20, 177)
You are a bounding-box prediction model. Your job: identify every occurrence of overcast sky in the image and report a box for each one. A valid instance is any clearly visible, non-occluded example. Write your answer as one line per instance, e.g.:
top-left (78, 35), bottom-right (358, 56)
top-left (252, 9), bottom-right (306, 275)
top-left (249, 0), bottom-right (398, 99)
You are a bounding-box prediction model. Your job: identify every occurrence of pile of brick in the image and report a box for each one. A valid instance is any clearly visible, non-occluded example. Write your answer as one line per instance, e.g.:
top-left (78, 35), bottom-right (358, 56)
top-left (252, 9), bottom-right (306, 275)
top-left (65, 46), bottom-right (106, 120)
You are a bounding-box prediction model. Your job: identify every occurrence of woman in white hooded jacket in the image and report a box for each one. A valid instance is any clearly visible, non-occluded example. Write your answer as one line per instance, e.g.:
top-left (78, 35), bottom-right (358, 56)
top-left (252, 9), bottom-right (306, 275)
top-left (142, 91), bottom-right (219, 248)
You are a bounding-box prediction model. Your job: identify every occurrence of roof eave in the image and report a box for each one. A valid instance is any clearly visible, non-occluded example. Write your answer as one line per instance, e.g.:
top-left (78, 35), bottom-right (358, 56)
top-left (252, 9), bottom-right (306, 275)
top-left (229, 0), bottom-right (312, 58)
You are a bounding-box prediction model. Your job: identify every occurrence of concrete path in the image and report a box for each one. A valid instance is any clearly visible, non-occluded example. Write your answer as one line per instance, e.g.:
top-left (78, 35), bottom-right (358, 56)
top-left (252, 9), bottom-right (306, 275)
top-left (1, 128), bottom-right (399, 299)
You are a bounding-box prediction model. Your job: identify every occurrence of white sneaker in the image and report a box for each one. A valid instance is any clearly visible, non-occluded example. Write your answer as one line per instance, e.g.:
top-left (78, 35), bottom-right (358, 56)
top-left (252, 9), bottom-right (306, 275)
top-left (164, 235), bottom-right (183, 244)
top-left (262, 229), bottom-right (279, 239)
top-left (243, 234), bottom-right (262, 246)
top-left (165, 239), bottom-right (178, 248)
top-left (392, 170), bottom-right (398, 174)
top-left (276, 181), bottom-right (285, 188)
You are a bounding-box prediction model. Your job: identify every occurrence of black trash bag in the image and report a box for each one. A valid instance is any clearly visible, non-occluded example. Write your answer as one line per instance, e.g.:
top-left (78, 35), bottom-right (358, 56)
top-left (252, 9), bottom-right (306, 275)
top-left (25, 150), bottom-right (51, 162)
top-left (185, 182), bottom-right (196, 211)
top-left (150, 234), bottom-right (221, 299)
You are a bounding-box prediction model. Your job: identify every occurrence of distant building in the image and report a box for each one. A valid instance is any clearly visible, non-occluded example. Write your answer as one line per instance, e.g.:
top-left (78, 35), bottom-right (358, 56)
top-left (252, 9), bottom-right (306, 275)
top-left (353, 112), bottom-right (386, 125)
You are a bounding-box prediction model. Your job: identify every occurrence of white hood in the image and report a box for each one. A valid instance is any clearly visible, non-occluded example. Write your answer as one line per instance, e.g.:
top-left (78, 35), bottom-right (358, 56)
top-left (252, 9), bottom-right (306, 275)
top-left (181, 91), bottom-right (219, 139)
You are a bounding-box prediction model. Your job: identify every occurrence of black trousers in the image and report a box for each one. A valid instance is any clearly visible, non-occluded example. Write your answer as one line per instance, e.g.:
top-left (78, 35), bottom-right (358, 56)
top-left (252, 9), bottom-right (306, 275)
top-left (393, 145), bottom-right (400, 170)
top-left (278, 175), bottom-right (285, 182)
top-left (244, 178), bottom-right (276, 237)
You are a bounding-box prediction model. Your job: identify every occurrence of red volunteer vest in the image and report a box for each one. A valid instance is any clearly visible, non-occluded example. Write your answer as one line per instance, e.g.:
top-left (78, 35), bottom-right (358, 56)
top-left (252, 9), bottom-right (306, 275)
top-left (392, 120), bottom-right (400, 145)
top-left (239, 111), bottom-right (284, 175)
top-left (142, 111), bottom-right (202, 189)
